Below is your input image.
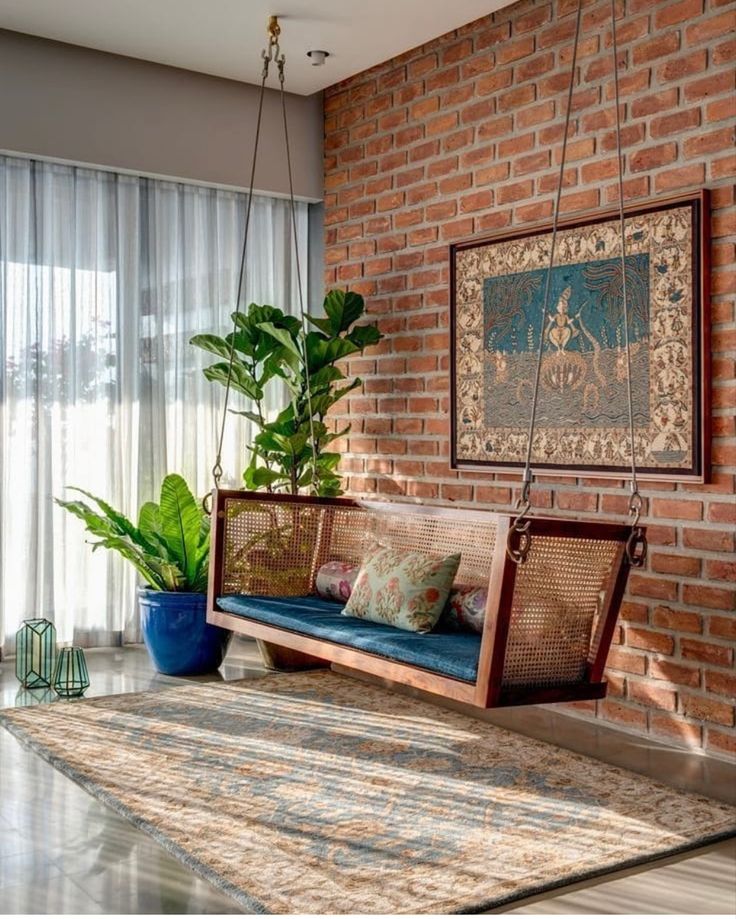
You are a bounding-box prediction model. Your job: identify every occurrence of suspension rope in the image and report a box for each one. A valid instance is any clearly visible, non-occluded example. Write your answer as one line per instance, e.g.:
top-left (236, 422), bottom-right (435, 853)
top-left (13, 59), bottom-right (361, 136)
top-left (203, 32), bottom-right (275, 514)
top-left (611, 0), bottom-right (647, 566)
top-left (205, 18), bottom-right (321, 512)
top-left (507, 0), bottom-right (646, 566)
top-left (277, 52), bottom-right (319, 490)
top-left (506, 0), bottom-right (583, 564)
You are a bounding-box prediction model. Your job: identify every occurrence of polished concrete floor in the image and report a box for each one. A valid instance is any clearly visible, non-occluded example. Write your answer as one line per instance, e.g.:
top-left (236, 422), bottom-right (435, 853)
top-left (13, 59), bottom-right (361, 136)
top-left (0, 641), bottom-right (734, 915)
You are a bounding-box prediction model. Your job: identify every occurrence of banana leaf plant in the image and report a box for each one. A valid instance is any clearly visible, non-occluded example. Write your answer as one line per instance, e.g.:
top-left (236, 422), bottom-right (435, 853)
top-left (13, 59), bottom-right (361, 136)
top-left (56, 474), bottom-right (209, 592)
top-left (191, 289), bottom-right (381, 496)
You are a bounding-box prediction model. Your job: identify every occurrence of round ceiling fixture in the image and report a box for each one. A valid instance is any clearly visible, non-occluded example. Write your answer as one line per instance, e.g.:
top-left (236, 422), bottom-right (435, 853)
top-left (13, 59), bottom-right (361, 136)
top-left (307, 50), bottom-right (330, 66)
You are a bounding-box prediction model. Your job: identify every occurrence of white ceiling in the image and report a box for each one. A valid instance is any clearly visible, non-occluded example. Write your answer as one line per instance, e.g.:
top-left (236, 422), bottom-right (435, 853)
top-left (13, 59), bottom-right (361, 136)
top-left (0, 0), bottom-right (514, 95)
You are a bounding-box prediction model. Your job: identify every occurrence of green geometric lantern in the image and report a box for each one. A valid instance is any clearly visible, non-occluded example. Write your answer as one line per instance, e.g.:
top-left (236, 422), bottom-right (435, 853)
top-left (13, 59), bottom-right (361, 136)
top-left (15, 618), bottom-right (57, 688)
top-left (52, 647), bottom-right (90, 698)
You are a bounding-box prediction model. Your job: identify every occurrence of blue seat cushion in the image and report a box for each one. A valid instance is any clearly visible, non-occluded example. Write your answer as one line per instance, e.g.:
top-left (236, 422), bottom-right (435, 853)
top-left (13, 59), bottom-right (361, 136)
top-left (217, 594), bottom-right (481, 683)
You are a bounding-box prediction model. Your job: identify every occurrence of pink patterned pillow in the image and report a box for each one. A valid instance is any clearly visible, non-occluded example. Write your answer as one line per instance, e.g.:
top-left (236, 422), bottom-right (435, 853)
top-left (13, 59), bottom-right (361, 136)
top-left (441, 586), bottom-right (488, 634)
top-left (343, 546), bottom-right (460, 633)
top-left (315, 561), bottom-right (360, 603)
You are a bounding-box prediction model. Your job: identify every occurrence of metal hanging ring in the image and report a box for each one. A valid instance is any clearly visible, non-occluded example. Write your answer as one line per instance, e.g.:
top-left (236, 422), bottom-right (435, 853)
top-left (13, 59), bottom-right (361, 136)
top-left (626, 527), bottom-right (647, 568)
top-left (202, 491), bottom-right (214, 517)
top-left (506, 499), bottom-right (532, 564)
top-left (507, 520), bottom-right (532, 565)
top-left (625, 492), bottom-right (647, 567)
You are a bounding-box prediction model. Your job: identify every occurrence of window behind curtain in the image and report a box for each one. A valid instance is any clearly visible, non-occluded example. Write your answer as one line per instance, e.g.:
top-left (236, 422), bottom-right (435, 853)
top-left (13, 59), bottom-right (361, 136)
top-left (0, 155), bottom-right (309, 653)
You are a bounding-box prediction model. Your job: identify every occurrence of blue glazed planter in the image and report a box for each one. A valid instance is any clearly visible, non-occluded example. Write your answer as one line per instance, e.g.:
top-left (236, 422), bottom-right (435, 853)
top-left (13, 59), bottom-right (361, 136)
top-left (138, 589), bottom-right (232, 676)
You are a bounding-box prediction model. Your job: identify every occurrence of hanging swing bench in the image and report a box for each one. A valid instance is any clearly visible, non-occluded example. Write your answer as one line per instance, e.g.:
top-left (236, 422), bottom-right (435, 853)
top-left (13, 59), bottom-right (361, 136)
top-left (205, 8), bottom-right (647, 709)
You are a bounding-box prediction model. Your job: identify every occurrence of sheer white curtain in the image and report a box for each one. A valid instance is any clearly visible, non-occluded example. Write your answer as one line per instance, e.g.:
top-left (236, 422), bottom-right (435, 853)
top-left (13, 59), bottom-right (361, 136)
top-left (0, 155), bottom-right (308, 654)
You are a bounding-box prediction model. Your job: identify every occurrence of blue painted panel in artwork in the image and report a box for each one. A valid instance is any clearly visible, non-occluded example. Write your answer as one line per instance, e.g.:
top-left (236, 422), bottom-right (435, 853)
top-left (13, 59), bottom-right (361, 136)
top-left (484, 254), bottom-right (650, 354)
top-left (482, 254), bottom-right (651, 429)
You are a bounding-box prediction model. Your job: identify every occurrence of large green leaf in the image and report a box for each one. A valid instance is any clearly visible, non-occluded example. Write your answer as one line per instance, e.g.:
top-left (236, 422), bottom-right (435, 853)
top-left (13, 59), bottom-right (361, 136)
top-left (305, 332), bottom-right (360, 372)
top-left (230, 409), bottom-right (263, 425)
top-left (323, 290), bottom-right (365, 334)
top-left (66, 487), bottom-right (151, 549)
top-left (202, 361), bottom-right (262, 400)
top-left (250, 467), bottom-right (286, 488)
top-left (158, 474), bottom-right (203, 586)
top-left (256, 322), bottom-right (304, 362)
top-left (189, 333), bottom-right (233, 360)
top-left (308, 365), bottom-right (345, 393)
top-left (306, 314), bottom-right (334, 335)
top-left (347, 323), bottom-right (382, 349)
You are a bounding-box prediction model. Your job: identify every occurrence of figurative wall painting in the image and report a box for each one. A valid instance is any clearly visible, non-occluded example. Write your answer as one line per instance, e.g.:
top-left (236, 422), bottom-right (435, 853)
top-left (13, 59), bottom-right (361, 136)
top-left (450, 192), bottom-right (709, 481)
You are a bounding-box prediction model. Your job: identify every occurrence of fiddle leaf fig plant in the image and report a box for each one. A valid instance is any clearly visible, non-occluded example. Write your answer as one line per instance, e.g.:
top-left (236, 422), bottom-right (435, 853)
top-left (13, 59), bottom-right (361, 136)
top-left (191, 289), bottom-right (381, 497)
top-left (56, 474), bottom-right (210, 592)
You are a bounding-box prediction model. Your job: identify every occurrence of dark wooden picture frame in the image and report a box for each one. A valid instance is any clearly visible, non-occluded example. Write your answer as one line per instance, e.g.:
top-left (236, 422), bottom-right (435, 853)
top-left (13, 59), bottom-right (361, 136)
top-left (450, 190), bottom-right (711, 482)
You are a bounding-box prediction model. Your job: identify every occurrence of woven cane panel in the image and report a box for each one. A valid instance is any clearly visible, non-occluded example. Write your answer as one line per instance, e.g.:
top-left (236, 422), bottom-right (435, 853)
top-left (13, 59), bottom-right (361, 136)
top-left (326, 510), bottom-right (498, 587)
top-left (221, 499), bottom-right (325, 596)
top-left (503, 537), bottom-right (619, 689)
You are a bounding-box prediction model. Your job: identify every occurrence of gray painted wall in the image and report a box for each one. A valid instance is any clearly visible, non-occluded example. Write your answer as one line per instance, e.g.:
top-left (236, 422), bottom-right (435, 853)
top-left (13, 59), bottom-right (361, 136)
top-left (0, 29), bottom-right (324, 201)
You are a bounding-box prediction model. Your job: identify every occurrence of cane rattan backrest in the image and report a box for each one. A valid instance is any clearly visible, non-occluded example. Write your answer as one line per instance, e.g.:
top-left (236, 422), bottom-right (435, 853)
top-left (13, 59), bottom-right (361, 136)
top-left (220, 496), bottom-right (498, 596)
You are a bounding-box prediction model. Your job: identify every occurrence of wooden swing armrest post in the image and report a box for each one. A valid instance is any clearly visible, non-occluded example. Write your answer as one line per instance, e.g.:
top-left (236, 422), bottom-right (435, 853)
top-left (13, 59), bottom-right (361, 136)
top-left (474, 515), bottom-right (514, 708)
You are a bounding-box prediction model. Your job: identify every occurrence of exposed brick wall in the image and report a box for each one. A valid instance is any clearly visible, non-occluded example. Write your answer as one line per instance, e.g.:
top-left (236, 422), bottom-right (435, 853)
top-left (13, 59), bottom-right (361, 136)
top-left (323, 0), bottom-right (736, 758)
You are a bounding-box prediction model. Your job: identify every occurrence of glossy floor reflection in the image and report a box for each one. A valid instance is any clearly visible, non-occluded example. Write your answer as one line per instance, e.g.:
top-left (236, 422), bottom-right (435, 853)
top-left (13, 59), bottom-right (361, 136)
top-left (0, 644), bottom-right (734, 914)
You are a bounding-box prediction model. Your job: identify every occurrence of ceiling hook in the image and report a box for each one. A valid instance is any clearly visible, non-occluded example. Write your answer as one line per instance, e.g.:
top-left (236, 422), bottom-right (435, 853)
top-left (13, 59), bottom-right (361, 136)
top-left (267, 15), bottom-right (281, 46)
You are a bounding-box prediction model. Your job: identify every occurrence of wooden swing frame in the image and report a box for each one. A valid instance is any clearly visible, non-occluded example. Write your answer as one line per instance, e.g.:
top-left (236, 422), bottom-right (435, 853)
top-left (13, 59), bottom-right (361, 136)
top-left (207, 489), bottom-right (638, 708)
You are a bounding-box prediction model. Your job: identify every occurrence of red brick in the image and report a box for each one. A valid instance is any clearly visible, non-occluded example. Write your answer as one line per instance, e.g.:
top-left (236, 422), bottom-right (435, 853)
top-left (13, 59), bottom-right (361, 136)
top-left (684, 70), bottom-right (736, 103)
top-left (626, 626), bottom-right (676, 654)
top-left (651, 498), bottom-right (703, 520)
top-left (651, 552), bottom-right (701, 577)
top-left (628, 574), bottom-right (679, 602)
top-left (619, 601), bottom-right (649, 623)
top-left (681, 638), bottom-right (734, 666)
top-left (496, 180), bottom-right (534, 204)
top-left (656, 0), bottom-right (703, 27)
top-left (683, 527), bottom-right (735, 552)
top-left (684, 126), bottom-right (736, 158)
top-left (650, 109), bottom-right (702, 138)
top-left (708, 502), bottom-right (736, 525)
top-left (683, 584), bottom-right (736, 611)
top-left (628, 679), bottom-right (677, 711)
top-left (657, 49), bottom-right (707, 82)
top-left (652, 605), bottom-right (703, 633)
top-left (607, 648), bottom-right (648, 675)
top-left (685, 10), bottom-right (736, 45)
top-left (705, 728), bottom-right (736, 757)
top-left (680, 693), bottom-right (735, 727)
top-left (649, 659), bottom-right (701, 689)
top-left (600, 700), bottom-right (648, 729)
top-left (709, 616), bottom-right (736, 640)
top-left (461, 99), bottom-right (495, 125)
top-left (556, 492), bottom-right (599, 512)
top-left (650, 713), bottom-right (703, 746)
top-left (631, 88), bottom-right (679, 118)
top-left (630, 143), bottom-right (678, 173)
top-left (633, 31), bottom-right (681, 64)
top-left (705, 669), bottom-right (736, 699)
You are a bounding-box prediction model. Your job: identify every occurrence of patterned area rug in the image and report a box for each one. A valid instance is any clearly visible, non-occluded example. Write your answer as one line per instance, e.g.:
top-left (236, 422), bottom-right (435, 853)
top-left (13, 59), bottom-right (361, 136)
top-left (2, 671), bottom-right (735, 914)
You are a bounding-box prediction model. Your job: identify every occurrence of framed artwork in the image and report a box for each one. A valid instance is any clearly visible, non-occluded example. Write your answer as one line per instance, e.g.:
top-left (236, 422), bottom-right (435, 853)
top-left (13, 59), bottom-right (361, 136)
top-left (450, 191), bottom-right (710, 482)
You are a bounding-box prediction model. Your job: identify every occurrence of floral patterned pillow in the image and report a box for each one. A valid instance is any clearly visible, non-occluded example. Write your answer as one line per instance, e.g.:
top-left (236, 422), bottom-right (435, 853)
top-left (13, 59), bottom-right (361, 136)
top-left (441, 586), bottom-right (488, 633)
top-left (343, 546), bottom-right (461, 633)
top-left (315, 561), bottom-right (360, 603)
